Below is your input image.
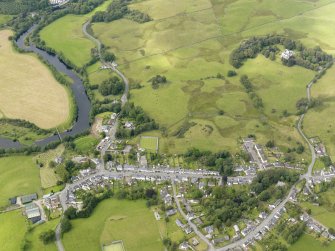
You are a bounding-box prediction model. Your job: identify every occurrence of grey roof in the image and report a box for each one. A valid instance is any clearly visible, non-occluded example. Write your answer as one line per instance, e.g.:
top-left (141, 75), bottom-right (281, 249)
top-left (21, 193), bottom-right (37, 204)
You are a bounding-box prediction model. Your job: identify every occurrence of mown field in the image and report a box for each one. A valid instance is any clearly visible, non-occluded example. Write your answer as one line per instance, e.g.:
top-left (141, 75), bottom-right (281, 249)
top-left (0, 210), bottom-right (28, 251)
top-left (38, 0), bottom-right (335, 155)
top-left (288, 233), bottom-right (335, 251)
top-left (0, 155), bottom-right (41, 207)
top-left (62, 199), bottom-right (164, 251)
top-left (0, 30), bottom-right (70, 129)
top-left (39, 0), bottom-right (112, 67)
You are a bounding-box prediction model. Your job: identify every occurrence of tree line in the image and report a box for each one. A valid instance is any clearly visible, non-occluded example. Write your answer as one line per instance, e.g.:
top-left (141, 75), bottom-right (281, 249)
top-left (230, 35), bottom-right (333, 71)
top-left (92, 0), bottom-right (151, 23)
top-left (240, 75), bottom-right (264, 110)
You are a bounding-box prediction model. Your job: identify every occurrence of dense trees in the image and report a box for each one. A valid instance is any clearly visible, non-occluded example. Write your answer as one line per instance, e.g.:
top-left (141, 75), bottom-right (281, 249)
top-left (61, 217), bottom-right (72, 234)
top-left (151, 75), bottom-right (167, 89)
top-left (39, 230), bottom-right (56, 244)
top-left (116, 102), bottom-right (159, 138)
top-left (0, 0), bottom-right (49, 15)
top-left (99, 77), bottom-right (124, 96)
top-left (92, 0), bottom-right (151, 23)
top-left (183, 148), bottom-right (233, 176)
top-left (230, 35), bottom-right (333, 70)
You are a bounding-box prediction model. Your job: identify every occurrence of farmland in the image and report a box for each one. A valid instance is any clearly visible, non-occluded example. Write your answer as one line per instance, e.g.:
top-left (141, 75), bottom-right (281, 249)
top-left (0, 155), bottom-right (40, 207)
top-left (39, 0), bottom-right (112, 67)
top-left (288, 233), bottom-right (335, 251)
top-left (0, 210), bottom-right (28, 251)
top-left (0, 29), bottom-right (70, 129)
top-left (62, 199), bottom-right (164, 251)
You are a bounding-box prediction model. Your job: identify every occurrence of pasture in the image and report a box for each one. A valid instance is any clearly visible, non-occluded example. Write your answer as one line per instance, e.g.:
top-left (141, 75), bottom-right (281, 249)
top-left (0, 155), bottom-right (41, 207)
top-left (0, 14), bottom-right (12, 25)
top-left (62, 199), bottom-right (164, 251)
top-left (0, 30), bottom-right (70, 129)
top-left (288, 233), bottom-right (335, 251)
top-left (304, 65), bottom-right (335, 161)
top-left (24, 219), bottom-right (60, 251)
top-left (0, 210), bottom-right (28, 251)
top-left (103, 241), bottom-right (125, 251)
top-left (39, 0), bottom-right (112, 67)
top-left (74, 135), bottom-right (99, 153)
top-left (33, 145), bottom-right (64, 188)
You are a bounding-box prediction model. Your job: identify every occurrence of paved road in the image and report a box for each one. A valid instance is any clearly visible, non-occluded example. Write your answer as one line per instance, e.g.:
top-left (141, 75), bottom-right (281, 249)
top-left (55, 220), bottom-right (65, 251)
top-left (82, 21), bottom-right (102, 57)
top-left (172, 182), bottom-right (215, 251)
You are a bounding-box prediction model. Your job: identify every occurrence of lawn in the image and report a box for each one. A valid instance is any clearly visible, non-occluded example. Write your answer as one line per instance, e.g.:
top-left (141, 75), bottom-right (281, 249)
top-left (39, 0), bottom-right (112, 67)
top-left (62, 199), bottom-right (164, 251)
top-left (140, 136), bottom-right (159, 153)
top-left (0, 30), bottom-right (70, 129)
top-left (0, 210), bottom-right (28, 251)
top-left (0, 156), bottom-right (41, 207)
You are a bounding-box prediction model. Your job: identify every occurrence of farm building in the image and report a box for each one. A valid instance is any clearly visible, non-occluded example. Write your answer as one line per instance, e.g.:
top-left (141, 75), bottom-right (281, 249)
top-left (21, 193), bottom-right (38, 204)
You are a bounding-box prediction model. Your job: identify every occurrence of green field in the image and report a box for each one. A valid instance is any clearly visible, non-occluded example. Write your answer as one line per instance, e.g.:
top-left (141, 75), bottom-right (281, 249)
top-left (0, 14), bottom-right (12, 25)
top-left (304, 65), bottom-right (335, 161)
top-left (288, 233), bottom-right (335, 251)
top-left (0, 210), bottom-right (28, 251)
top-left (39, 0), bottom-right (335, 155)
top-left (63, 199), bottom-right (164, 251)
top-left (24, 219), bottom-right (60, 251)
top-left (103, 241), bottom-right (125, 251)
top-left (140, 136), bottom-right (158, 153)
top-left (300, 187), bottom-right (335, 228)
top-left (0, 156), bottom-right (41, 207)
top-left (74, 135), bottom-right (99, 153)
top-left (39, 0), bottom-right (112, 67)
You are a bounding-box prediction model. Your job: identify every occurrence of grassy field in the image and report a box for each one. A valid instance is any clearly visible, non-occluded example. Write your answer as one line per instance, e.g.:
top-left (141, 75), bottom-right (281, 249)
top-left (0, 156), bottom-right (41, 207)
top-left (39, 0), bottom-right (112, 67)
top-left (140, 136), bottom-right (158, 152)
top-left (304, 65), bottom-right (335, 161)
top-left (0, 30), bottom-right (70, 129)
top-left (33, 145), bottom-right (64, 188)
top-left (24, 219), bottom-right (60, 251)
top-left (91, 1), bottom-right (313, 154)
top-left (0, 14), bottom-right (12, 25)
top-left (300, 187), bottom-right (335, 228)
top-left (74, 135), bottom-right (99, 153)
top-left (288, 233), bottom-right (335, 251)
top-left (0, 210), bottom-right (28, 251)
top-left (63, 199), bottom-right (164, 251)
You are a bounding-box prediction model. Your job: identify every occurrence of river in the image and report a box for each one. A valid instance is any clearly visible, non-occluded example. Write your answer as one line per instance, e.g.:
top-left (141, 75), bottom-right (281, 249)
top-left (0, 26), bottom-right (91, 149)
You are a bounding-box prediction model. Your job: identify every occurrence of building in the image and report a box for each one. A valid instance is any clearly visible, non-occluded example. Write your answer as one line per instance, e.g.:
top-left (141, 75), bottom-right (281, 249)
top-left (21, 193), bottom-right (38, 204)
top-left (281, 49), bottom-right (294, 60)
top-left (25, 203), bottom-right (41, 223)
top-left (254, 144), bottom-right (267, 164)
top-left (44, 194), bottom-right (60, 210)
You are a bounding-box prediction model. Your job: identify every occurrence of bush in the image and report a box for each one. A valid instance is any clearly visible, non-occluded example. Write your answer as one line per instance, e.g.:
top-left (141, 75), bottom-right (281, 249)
top-left (39, 230), bottom-right (55, 244)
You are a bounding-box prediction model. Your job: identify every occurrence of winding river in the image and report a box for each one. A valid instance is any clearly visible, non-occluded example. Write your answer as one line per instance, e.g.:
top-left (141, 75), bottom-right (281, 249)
top-left (0, 26), bottom-right (91, 149)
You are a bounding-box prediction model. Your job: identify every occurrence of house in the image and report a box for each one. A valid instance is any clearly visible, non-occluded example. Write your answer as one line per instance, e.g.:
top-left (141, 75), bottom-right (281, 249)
top-left (21, 193), bottom-right (38, 204)
top-left (184, 225), bottom-right (193, 234)
top-left (191, 237), bottom-right (199, 246)
top-left (124, 121), bottom-right (135, 129)
top-left (233, 224), bottom-right (240, 233)
top-left (179, 242), bottom-right (189, 250)
top-left (259, 212), bottom-right (268, 219)
top-left (25, 203), bottom-right (41, 223)
top-left (166, 209), bottom-right (177, 217)
top-left (176, 219), bottom-right (184, 228)
top-left (212, 238), bottom-right (226, 245)
top-left (254, 144), bottom-right (267, 164)
top-left (281, 49), bottom-right (294, 60)
top-left (54, 156), bottom-right (63, 164)
top-left (44, 195), bottom-right (60, 210)
top-left (204, 225), bottom-right (214, 234)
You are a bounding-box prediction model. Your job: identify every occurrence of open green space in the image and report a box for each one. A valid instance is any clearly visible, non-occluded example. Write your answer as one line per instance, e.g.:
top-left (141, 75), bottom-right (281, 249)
top-left (63, 199), bottom-right (164, 251)
top-left (0, 210), bottom-right (28, 251)
top-left (39, 0), bottom-right (112, 67)
top-left (74, 135), bottom-right (99, 153)
top-left (0, 14), bottom-right (12, 25)
top-left (140, 136), bottom-right (158, 152)
top-left (24, 219), bottom-right (59, 251)
top-left (300, 187), bottom-right (335, 229)
top-left (304, 65), bottom-right (335, 161)
top-left (103, 241), bottom-right (125, 251)
top-left (288, 233), bottom-right (335, 251)
top-left (0, 156), bottom-right (41, 207)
